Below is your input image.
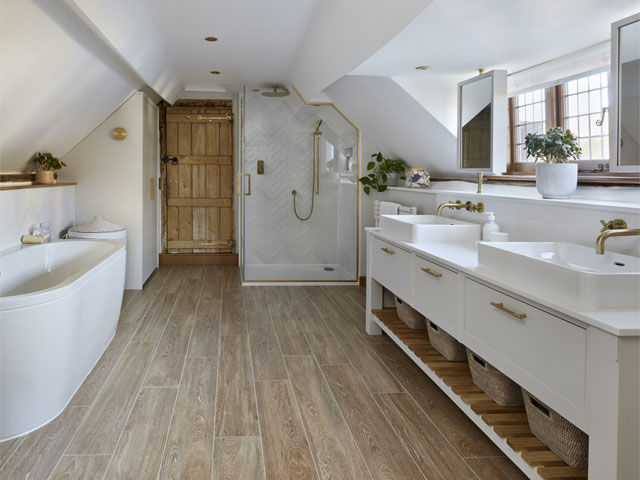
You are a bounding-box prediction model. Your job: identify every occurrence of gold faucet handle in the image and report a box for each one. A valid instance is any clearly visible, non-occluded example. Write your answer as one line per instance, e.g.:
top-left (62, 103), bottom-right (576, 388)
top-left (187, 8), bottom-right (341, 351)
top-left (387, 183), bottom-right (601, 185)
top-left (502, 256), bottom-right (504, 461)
top-left (475, 202), bottom-right (485, 213)
top-left (600, 219), bottom-right (627, 232)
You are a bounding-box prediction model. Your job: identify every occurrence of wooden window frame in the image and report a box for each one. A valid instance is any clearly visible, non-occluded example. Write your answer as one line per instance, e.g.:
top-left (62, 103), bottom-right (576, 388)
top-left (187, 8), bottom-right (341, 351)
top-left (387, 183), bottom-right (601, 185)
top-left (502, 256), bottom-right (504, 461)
top-left (505, 83), bottom-right (639, 184)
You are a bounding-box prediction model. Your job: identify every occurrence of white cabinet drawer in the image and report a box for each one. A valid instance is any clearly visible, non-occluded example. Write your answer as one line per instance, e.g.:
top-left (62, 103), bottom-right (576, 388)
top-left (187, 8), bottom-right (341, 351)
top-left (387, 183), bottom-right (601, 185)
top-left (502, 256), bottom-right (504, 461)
top-left (413, 256), bottom-right (460, 331)
top-left (371, 238), bottom-right (412, 300)
top-left (464, 278), bottom-right (586, 407)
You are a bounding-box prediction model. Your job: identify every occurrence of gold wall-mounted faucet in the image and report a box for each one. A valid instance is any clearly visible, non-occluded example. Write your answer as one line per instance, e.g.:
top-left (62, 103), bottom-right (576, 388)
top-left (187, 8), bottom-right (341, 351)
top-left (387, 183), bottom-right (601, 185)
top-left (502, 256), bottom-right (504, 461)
top-left (595, 219), bottom-right (640, 254)
top-left (436, 200), bottom-right (485, 216)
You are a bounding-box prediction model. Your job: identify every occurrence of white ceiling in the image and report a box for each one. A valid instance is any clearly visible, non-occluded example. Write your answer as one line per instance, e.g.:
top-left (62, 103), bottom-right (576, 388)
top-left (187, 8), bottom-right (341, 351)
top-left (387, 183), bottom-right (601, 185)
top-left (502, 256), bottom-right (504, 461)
top-left (139, 0), bottom-right (321, 90)
top-left (352, 0), bottom-right (640, 78)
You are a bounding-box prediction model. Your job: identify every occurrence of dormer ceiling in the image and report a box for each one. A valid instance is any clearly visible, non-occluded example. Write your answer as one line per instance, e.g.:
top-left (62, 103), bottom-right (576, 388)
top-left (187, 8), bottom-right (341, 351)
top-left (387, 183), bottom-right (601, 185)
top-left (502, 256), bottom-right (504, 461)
top-left (353, 0), bottom-right (640, 78)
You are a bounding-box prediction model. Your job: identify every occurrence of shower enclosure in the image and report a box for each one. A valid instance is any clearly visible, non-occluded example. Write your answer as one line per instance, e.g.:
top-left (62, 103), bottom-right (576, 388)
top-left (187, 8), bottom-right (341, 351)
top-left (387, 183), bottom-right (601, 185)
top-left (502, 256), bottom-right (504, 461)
top-left (238, 86), bottom-right (359, 282)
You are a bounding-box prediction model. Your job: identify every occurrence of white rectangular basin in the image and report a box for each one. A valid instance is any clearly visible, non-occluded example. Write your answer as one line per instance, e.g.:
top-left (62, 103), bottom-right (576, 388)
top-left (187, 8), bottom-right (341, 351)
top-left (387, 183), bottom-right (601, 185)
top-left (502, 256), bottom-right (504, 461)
top-left (478, 242), bottom-right (640, 310)
top-left (379, 215), bottom-right (481, 243)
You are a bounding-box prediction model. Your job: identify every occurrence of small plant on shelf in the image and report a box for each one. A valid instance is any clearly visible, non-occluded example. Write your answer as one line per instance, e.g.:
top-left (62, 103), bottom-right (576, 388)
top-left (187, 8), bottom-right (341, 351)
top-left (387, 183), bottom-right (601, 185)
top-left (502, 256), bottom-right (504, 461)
top-left (32, 152), bottom-right (66, 185)
top-left (523, 127), bottom-right (581, 163)
top-left (523, 127), bottom-right (581, 199)
top-left (359, 152), bottom-right (405, 195)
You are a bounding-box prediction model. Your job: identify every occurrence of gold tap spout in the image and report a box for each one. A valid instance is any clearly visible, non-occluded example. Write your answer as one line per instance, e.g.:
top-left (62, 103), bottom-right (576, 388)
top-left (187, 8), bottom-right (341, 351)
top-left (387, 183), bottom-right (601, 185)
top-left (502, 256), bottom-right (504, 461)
top-left (596, 219), bottom-right (640, 254)
top-left (436, 200), bottom-right (485, 216)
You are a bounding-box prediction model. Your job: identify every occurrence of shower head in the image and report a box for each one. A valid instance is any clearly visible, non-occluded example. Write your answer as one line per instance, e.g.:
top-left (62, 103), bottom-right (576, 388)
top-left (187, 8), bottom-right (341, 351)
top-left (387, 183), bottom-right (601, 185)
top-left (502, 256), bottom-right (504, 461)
top-left (261, 86), bottom-right (290, 97)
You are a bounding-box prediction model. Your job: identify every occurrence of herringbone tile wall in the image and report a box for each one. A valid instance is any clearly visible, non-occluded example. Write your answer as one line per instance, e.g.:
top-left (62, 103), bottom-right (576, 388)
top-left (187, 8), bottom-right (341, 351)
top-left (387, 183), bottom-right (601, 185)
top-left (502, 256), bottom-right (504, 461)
top-left (0, 186), bottom-right (75, 249)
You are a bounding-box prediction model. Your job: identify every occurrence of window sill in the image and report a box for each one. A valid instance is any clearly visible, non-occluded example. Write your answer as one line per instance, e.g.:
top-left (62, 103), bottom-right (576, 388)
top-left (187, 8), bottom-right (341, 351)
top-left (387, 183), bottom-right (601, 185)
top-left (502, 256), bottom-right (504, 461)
top-left (489, 173), bottom-right (640, 186)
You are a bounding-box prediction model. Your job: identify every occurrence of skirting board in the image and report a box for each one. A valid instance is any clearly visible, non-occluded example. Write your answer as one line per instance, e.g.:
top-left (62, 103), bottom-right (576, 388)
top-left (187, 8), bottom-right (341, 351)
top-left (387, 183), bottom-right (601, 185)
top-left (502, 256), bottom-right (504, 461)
top-left (359, 276), bottom-right (366, 287)
top-left (159, 253), bottom-right (238, 265)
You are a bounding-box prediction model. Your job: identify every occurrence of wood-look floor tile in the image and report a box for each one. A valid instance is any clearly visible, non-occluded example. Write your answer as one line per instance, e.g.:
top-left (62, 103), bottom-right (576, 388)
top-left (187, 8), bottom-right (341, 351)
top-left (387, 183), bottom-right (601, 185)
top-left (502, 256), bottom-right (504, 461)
top-left (286, 357), bottom-right (371, 479)
top-left (173, 278), bottom-right (203, 316)
top-left (246, 309), bottom-right (274, 337)
top-left (49, 455), bottom-right (111, 480)
top-left (268, 289), bottom-right (311, 355)
top-left (372, 343), bottom-right (503, 457)
top-left (216, 335), bottom-right (259, 436)
top-left (121, 289), bottom-right (136, 311)
top-left (0, 406), bottom-right (87, 480)
top-left (66, 341), bottom-right (157, 454)
top-left (220, 288), bottom-right (247, 335)
top-left (145, 314), bottom-right (194, 387)
top-left (286, 288), bottom-right (348, 365)
top-left (70, 323), bottom-right (138, 407)
top-left (301, 287), bottom-right (344, 320)
top-left (465, 457), bottom-right (529, 480)
top-left (243, 286), bottom-right (268, 313)
top-left (324, 316), bottom-right (403, 393)
top-left (213, 437), bottom-right (264, 480)
top-left (255, 380), bottom-right (318, 480)
top-left (103, 387), bottom-right (177, 479)
top-left (119, 267), bottom-right (173, 323)
top-left (249, 329), bottom-right (288, 381)
top-left (132, 292), bottom-right (177, 342)
top-left (188, 300), bottom-right (221, 358)
top-left (222, 265), bottom-right (241, 290)
top-left (159, 357), bottom-right (217, 479)
top-left (0, 437), bottom-right (23, 470)
top-left (200, 265), bottom-right (223, 301)
top-left (374, 393), bottom-right (477, 480)
top-left (322, 286), bottom-right (365, 327)
top-left (322, 365), bottom-right (423, 480)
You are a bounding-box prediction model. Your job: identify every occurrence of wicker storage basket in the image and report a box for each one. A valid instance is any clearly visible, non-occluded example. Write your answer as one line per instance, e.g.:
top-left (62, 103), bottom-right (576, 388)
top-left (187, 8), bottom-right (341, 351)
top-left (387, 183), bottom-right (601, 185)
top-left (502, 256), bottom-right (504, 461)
top-left (522, 389), bottom-right (588, 469)
top-left (426, 321), bottom-right (466, 361)
top-left (466, 348), bottom-right (523, 406)
top-left (394, 297), bottom-right (426, 329)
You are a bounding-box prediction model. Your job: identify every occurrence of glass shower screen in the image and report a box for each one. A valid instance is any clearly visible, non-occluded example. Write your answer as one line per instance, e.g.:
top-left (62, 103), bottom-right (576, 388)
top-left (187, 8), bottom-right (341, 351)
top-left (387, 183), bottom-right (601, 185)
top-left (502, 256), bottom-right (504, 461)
top-left (240, 86), bottom-right (359, 282)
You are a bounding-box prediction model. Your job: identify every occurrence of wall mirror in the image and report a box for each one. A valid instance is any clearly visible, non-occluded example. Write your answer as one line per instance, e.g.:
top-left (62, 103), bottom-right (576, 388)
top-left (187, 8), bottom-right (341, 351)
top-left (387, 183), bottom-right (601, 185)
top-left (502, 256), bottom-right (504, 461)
top-left (610, 13), bottom-right (640, 172)
top-left (457, 70), bottom-right (507, 174)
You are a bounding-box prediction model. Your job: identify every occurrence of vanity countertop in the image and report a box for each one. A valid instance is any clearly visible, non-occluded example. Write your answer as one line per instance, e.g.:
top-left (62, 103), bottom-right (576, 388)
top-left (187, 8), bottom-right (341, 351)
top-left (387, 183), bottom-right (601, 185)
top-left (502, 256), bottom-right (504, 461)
top-left (366, 227), bottom-right (640, 336)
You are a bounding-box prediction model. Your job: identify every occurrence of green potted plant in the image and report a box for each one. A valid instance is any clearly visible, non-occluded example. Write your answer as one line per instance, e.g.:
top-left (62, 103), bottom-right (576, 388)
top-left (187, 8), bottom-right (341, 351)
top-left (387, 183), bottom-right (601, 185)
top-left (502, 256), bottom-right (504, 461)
top-left (359, 152), bottom-right (405, 195)
top-left (32, 152), bottom-right (66, 185)
top-left (524, 127), bottom-right (581, 199)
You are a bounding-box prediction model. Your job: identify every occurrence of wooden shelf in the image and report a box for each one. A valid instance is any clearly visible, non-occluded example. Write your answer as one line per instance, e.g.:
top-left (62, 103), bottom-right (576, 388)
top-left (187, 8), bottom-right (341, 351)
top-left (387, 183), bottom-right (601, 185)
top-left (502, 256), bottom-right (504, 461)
top-left (371, 308), bottom-right (588, 480)
top-left (0, 182), bottom-right (76, 191)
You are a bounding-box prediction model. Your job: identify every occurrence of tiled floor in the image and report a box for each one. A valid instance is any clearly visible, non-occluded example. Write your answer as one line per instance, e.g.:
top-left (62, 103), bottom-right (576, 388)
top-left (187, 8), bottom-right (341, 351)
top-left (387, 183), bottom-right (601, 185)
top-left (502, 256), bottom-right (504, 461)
top-left (0, 265), bottom-right (528, 479)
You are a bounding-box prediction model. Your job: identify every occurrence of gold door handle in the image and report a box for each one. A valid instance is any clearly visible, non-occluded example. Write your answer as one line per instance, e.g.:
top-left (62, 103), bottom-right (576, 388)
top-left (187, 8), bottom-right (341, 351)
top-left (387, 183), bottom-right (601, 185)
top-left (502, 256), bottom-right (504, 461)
top-left (237, 173), bottom-right (251, 196)
top-left (421, 267), bottom-right (442, 278)
top-left (380, 247), bottom-right (395, 255)
top-left (490, 302), bottom-right (527, 319)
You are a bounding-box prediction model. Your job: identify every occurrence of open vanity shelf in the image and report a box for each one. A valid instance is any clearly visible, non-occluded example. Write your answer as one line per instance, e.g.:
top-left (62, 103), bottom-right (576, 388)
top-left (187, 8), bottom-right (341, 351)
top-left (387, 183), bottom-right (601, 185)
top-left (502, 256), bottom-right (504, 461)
top-left (370, 308), bottom-right (588, 480)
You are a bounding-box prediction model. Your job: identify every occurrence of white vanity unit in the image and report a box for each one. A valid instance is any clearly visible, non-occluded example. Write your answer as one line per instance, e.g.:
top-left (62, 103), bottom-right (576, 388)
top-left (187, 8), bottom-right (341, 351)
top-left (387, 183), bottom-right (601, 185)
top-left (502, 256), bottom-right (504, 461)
top-left (365, 225), bottom-right (640, 480)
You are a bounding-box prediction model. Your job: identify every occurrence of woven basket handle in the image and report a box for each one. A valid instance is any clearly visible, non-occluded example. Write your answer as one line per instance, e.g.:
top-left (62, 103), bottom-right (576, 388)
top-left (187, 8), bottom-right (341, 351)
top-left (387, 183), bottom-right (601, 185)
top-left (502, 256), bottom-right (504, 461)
top-left (429, 322), bottom-right (439, 332)
top-left (471, 354), bottom-right (488, 370)
top-left (530, 396), bottom-right (552, 419)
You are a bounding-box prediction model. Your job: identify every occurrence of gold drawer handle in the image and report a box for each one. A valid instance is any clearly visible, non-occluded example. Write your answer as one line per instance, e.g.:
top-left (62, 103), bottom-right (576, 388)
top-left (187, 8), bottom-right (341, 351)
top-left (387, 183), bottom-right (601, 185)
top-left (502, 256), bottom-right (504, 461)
top-left (490, 301), bottom-right (527, 319)
top-left (421, 267), bottom-right (442, 278)
top-left (380, 247), bottom-right (395, 255)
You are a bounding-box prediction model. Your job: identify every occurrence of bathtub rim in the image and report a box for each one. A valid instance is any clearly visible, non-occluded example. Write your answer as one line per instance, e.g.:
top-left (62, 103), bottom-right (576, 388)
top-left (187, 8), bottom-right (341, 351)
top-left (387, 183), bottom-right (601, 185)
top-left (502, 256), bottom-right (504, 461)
top-left (0, 239), bottom-right (126, 311)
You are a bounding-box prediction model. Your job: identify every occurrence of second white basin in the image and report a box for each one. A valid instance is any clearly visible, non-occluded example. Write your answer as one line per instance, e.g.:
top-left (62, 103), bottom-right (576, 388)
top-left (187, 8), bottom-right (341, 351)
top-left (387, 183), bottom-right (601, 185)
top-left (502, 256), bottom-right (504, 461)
top-left (478, 242), bottom-right (640, 310)
top-left (379, 215), bottom-right (481, 243)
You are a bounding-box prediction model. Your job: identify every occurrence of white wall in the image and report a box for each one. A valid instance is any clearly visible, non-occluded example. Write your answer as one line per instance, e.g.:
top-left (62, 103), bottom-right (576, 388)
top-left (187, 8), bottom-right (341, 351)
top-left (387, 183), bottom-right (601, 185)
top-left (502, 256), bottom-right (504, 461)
top-left (61, 92), bottom-right (157, 289)
top-left (0, 186), bottom-right (75, 250)
top-left (0, 0), bottom-right (147, 173)
top-left (326, 75), bottom-right (457, 176)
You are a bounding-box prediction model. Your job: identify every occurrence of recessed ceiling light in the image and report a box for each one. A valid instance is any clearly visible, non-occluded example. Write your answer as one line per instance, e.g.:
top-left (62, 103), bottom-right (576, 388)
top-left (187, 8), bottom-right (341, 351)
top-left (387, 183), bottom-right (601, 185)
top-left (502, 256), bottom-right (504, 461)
top-left (205, 37), bottom-right (218, 42)
top-left (210, 71), bottom-right (221, 75)
top-left (415, 65), bottom-right (431, 70)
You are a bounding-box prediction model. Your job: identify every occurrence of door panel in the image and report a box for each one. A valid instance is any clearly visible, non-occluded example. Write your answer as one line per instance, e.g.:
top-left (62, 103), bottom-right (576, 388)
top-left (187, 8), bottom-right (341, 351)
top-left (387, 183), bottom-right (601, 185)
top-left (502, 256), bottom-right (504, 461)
top-left (164, 103), bottom-right (234, 254)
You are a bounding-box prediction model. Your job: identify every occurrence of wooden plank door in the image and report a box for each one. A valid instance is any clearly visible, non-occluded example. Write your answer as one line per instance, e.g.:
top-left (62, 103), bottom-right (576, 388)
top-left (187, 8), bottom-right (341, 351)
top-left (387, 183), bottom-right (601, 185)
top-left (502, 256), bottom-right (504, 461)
top-left (164, 102), bottom-right (234, 253)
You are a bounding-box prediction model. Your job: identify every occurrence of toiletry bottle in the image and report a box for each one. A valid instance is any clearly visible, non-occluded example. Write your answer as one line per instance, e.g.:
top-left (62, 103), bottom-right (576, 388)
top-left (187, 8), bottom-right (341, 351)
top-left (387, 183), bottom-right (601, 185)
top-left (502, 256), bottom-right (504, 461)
top-left (482, 212), bottom-right (500, 240)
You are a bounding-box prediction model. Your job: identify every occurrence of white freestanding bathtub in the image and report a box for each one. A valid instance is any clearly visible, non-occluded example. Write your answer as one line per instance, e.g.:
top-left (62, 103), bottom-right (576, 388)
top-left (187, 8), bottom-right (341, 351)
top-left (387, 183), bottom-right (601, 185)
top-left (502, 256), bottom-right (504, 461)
top-left (0, 240), bottom-right (126, 441)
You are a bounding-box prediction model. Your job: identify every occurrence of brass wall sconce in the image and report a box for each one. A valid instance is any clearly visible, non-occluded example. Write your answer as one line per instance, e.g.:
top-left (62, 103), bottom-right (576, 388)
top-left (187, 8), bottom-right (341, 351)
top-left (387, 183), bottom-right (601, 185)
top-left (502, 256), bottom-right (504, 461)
top-left (112, 127), bottom-right (127, 141)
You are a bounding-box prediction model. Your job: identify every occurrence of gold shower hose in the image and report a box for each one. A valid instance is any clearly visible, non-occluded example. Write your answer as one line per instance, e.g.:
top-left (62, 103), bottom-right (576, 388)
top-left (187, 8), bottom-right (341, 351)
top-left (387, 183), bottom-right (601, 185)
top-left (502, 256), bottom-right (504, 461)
top-left (292, 120), bottom-right (321, 221)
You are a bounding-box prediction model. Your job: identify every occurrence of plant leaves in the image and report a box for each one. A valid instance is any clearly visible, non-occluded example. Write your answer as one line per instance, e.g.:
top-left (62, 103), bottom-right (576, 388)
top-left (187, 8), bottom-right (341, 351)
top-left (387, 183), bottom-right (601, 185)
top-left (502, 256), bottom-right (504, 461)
top-left (367, 161), bottom-right (375, 170)
top-left (363, 186), bottom-right (370, 195)
top-left (378, 185), bottom-right (387, 192)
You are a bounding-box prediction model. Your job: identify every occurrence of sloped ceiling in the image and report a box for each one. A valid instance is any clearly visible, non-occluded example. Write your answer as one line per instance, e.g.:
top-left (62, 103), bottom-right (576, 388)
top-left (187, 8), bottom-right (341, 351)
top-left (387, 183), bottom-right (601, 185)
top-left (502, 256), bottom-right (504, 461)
top-left (0, 0), bottom-right (432, 173)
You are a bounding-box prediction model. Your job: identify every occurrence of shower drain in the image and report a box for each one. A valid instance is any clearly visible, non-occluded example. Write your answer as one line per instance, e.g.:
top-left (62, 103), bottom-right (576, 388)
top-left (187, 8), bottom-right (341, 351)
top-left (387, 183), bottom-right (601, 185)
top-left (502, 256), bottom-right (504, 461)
top-left (324, 267), bottom-right (335, 271)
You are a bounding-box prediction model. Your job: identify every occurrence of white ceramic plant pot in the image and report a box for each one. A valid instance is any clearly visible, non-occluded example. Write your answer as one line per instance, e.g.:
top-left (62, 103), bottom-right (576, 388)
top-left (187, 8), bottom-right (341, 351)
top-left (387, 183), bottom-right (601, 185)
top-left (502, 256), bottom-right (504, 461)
top-left (385, 172), bottom-right (398, 186)
top-left (535, 163), bottom-right (577, 199)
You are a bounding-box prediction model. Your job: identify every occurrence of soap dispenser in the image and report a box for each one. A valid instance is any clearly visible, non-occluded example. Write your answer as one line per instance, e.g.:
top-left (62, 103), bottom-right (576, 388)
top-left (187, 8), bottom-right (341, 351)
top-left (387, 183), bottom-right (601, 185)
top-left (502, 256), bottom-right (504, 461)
top-left (482, 212), bottom-right (500, 240)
